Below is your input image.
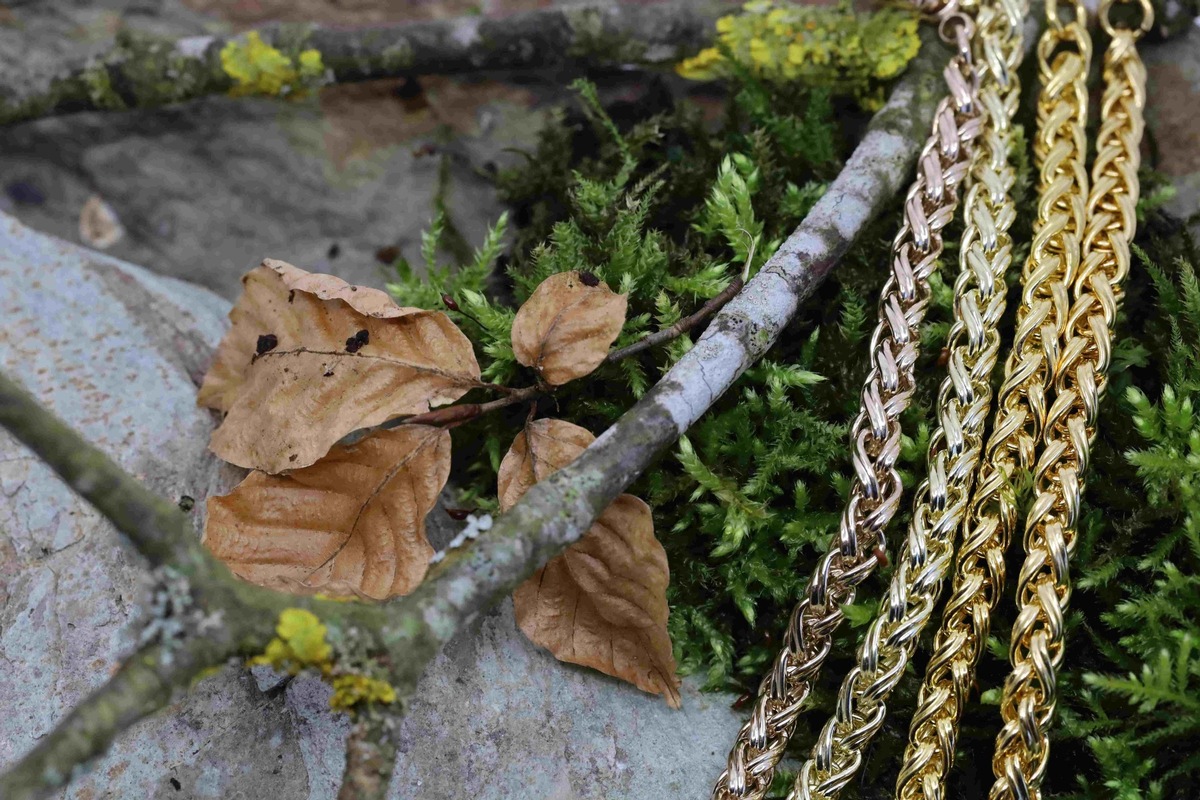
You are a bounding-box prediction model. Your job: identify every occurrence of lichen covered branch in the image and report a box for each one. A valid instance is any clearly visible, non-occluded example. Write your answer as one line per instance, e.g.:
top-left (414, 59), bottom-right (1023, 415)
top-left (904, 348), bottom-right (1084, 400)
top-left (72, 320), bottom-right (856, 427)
top-left (0, 637), bottom-right (234, 800)
top-left (0, 1), bottom-right (725, 126)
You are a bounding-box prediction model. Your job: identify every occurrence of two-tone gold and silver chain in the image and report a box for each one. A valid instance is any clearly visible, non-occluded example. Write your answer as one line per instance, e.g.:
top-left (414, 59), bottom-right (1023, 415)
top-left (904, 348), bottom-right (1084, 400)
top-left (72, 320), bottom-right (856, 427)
top-left (895, 2), bottom-right (1093, 798)
top-left (787, 1), bottom-right (1026, 797)
top-left (711, 12), bottom-right (985, 799)
top-left (988, 1), bottom-right (1151, 797)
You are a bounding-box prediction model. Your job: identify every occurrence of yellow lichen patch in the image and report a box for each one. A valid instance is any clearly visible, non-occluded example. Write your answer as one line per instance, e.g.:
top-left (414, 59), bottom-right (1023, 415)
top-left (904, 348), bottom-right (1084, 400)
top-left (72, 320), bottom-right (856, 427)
top-left (250, 608), bottom-right (397, 713)
top-left (220, 31), bottom-right (326, 98)
top-left (330, 674), bottom-right (398, 711)
top-left (250, 607), bottom-right (333, 673)
top-left (675, 1), bottom-right (921, 107)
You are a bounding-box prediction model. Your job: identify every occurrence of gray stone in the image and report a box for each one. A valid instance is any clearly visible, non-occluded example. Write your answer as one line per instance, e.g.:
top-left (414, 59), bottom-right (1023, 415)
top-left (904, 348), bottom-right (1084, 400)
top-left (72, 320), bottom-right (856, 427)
top-left (0, 212), bottom-right (744, 799)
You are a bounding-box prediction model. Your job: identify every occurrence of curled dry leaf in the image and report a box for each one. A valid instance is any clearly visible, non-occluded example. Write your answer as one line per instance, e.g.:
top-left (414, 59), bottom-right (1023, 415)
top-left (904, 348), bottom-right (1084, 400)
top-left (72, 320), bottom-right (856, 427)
top-left (498, 418), bottom-right (681, 707)
top-left (204, 425), bottom-right (450, 600)
top-left (198, 259), bottom-right (479, 473)
top-left (510, 271), bottom-right (627, 386)
top-left (78, 194), bottom-right (124, 249)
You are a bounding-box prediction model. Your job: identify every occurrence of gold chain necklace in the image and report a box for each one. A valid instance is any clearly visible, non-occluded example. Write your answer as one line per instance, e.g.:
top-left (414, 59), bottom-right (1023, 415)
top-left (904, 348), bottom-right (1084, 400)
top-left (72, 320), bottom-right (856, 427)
top-left (895, 1), bottom-right (1092, 797)
top-left (711, 10), bottom-right (986, 799)
top-left (987, 1), bottom-right (1150, 797)
top-left (786, 1), bottom-right (1026, 797)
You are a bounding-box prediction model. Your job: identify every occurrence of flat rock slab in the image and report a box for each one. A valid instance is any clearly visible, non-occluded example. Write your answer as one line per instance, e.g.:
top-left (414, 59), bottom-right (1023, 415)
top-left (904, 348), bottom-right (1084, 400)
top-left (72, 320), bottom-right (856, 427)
top-left (0, 212), bottom-right (743, 799)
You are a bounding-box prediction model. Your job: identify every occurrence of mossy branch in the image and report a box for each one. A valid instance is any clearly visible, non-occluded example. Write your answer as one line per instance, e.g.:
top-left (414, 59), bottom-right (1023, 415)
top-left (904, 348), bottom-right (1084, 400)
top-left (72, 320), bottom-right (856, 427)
top-left (0, 1), bottom-right (726, 126)
top-left (0, 638), bottom-right (233, 800)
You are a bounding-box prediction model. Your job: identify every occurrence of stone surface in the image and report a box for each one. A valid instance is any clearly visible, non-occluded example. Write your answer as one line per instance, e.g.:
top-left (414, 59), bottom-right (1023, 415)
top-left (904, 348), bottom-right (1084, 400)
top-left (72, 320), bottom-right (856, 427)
top-left (1145, 24), bottom-right (1200, 240)
top-left (0, 212), bottom-right (744, 798)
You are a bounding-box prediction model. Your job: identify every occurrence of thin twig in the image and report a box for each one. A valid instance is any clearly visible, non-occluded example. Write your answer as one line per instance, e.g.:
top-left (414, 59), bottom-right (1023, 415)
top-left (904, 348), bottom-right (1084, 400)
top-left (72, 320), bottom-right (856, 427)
top-left (605, 276), bottom-right (745, 364)
top-left (338, 716), bottom-right (398, 800)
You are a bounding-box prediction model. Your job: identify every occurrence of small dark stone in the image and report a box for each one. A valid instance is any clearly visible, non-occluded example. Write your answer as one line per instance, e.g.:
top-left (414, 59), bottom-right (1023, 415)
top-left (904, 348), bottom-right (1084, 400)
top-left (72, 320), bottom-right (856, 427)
top-left (4, 181), bottom-right (45, 206)
top-left (256, 334), bottom-right (278, 355)
top-left (177, 495), bottom-right (195, 512)
top-left (579, 271), bottom-right (600, 287)
top-left (327, 242), bottom-right (341, 259)
top-left (375, 245), bottom-right (401, 265)
top-left (344, 329), bottom-right (369, 352)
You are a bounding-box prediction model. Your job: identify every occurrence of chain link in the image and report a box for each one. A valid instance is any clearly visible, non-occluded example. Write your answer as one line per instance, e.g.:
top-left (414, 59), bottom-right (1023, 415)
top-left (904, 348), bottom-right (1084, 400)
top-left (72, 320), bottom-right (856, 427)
top-left (895, 5), bottom-right (1092, 799)
top-left (710, 28), bottom-right (985, 800)
top-left (783, 3), bottom-right (1026, 798)
top-left (988, 4), bottom-right (1149, 798)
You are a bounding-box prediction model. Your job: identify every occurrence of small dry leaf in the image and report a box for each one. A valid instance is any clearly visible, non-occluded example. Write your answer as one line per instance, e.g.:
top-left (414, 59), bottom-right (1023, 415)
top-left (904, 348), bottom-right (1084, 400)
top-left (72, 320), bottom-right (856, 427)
top-left (198, 259), bottom-right (479, 473)
top-left (78, 194), bottom-right (124, 249)
top-left (499, 418), bottom-right (681, 707)
top-left (204, 425), bottom-right (450, 600)
top-left (510, 271), bottom-right (627, 386)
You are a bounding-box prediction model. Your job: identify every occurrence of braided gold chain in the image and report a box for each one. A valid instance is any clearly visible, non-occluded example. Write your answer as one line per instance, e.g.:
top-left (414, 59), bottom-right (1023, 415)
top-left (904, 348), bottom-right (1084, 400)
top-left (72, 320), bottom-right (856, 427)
top-left (988, 2), bottom-right (1150, 797)
top-left (785, 2), bottom-right (1026, 798)
top-left (711, 18), bottom-right (985, 800)
top-left (895, 4), bottom-right (1093, 799)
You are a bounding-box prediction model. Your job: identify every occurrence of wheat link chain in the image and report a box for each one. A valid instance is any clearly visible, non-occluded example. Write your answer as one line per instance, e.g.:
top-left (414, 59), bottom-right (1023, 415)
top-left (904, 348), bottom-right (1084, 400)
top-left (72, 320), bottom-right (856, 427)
top-left (710, 15), bottom-right (985, 800)
top-left (988, 2), bottom-right (1149, 797)
top-left (784, 2), bottom-right (1026, 798)
top-left (893, 3), bottom-right (1093, 799)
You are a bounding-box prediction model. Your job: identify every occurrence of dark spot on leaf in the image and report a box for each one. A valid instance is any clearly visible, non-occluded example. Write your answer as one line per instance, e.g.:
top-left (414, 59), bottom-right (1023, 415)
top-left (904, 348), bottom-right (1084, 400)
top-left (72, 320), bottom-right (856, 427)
top-left (256, 334), bottom-right (278, 355)
top-left (169, 778), bottom-right (181, 791)
top-left (289, 454), bottom-right (298, 463)
top-left (579, 271), bottom-right (600, 287)
top-left (324, 370), bottom-right (334, 377)
top-left (350, 286), bottom-right (358, 291)
top-left (375, 245), bottom-right (401, 265)
top-left (178, 495), bottom-right (195, 512)
top-left (288, 290), bottom-right (295, 304)
top-left (327, 242), bottom-right (341, 259)
top-left (345, 329), bottom-right (370, 352)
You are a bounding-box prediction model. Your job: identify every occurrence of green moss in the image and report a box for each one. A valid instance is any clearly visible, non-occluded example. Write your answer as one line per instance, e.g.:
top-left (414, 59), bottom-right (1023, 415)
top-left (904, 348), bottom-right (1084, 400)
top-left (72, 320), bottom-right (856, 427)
top-left (386, 7), bottom-right (1200, 797)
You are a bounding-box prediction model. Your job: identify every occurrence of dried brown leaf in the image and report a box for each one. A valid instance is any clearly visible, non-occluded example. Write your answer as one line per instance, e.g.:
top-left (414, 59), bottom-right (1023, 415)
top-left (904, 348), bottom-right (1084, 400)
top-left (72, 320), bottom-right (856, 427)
top-left (198, 259), bottom-right (479, 473)
top-left (510, 271), bottom-right (627, 386)
top-left (499, 419), bottom-right (681, 707)
top-left (497, 418), bottom-right (596, 513)
top-left (204, 425), bottom-right (450, 600)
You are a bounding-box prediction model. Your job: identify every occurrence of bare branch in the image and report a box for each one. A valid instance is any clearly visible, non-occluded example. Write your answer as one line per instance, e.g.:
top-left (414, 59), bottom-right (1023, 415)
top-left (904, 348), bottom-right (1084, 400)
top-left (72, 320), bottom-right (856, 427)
top-left (0, 1), bottom-right (726, 127)
top-left (338, 716), bottom-right (398, 800)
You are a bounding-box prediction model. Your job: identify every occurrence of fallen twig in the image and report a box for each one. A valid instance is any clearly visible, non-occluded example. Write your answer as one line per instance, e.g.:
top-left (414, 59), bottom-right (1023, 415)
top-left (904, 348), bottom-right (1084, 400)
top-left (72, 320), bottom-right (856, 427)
top-left (0, 1), bottom-right (727, 126)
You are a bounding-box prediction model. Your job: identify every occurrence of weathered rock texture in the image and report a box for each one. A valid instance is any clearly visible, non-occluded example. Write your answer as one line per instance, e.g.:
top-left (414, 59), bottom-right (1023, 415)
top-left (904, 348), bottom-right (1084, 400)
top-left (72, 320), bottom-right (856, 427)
top-left (0, 212), bottom-right (743, 798)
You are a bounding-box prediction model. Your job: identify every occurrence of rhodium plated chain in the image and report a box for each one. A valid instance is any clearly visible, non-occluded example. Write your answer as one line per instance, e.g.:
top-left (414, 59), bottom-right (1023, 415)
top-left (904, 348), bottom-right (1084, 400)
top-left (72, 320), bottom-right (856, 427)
top-left (711, 13), bottom-right (985, 800)
top-left (895, 3), bottom-right (1092, 799)
top-left (787, 1), bottom-right (1026, 798)
top-left (988, 1), bottom-right (1150, 797)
